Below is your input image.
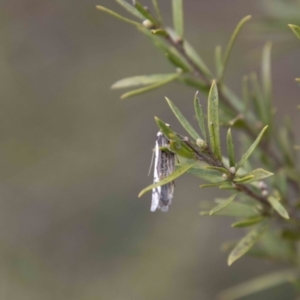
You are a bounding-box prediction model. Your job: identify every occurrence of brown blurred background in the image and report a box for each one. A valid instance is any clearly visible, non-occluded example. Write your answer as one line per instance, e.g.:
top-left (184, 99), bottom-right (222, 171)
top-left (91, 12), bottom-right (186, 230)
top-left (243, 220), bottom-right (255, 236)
top-left (0, 0), bottom-right (299, 299)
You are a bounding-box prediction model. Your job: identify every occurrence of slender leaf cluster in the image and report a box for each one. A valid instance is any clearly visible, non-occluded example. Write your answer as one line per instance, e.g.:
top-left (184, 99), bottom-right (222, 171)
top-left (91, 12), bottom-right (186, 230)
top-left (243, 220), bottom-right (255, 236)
top-left (98, 1), bottom-right (300, 297)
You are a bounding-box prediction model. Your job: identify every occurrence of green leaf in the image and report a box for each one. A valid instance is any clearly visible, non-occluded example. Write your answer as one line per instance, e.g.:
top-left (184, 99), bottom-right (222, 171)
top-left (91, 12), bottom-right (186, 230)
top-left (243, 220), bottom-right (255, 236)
top-left (165, 97), bottom-right (200, 140)
top-left (267, 196), bottom-right (289, 219)
top-left (138, 161), bottom-right (195, 197)
top-left (219, 181), bottom-right (236, 190)
top-left (116, 0), bottom-right (144, 19)
top-left (184, 41), bottom-right (213, 79)
top-left (169, 140), bottom-right (195, 159)
top-left (220, 15), bottom-right (252, 81)
top-left (152, 0), bottom-right (162, 24)
top-left (227, 220), bottom-right (269, 266)
top-left (261, 42), bottom-right (272, 125)
top-left (165, 52), bottom-right (191, 72)
top-left (133, 0), bottom-right (159, 26)
top-left (112, 73), bottom-right (178, 89)
top-left (151, 29), bottom-right (168, 36)
top-left (288, 24), bottom-right (300, 40)
top-left (207, 81), bottom-right (222, 160)
top-left (231, 216), bottom-right (265, 228)
top-left (205, 166), bottom-right (230, 175)
top-left (226, 128), bottom-right (235, 167)
top-left (96, 5), bottom-right (142, 27)
top-left (185, 165), bottom-right (223, 182)
top-left (200, 181), bottom-right (226, 188)
top-left (172, 0), bottom-right (184, 37)
top-left (236, 126), bottom-right (268, 170)
top-left (194, 91), bottom-right (207, 141)
top-left (217, 269), bottom-right (297, 300)
top-left (215, 45), bottom-right (223, 78)
top-left (242, 75), bottom-right (249, 113)
top-left (181, 76), bottom-right (210, 93)
top-left (234, 168), bottom-right (273, 184)
top-left (209, 194), bottom-right (237, 215)
top-left (120, 73), bottom-right (180, 99)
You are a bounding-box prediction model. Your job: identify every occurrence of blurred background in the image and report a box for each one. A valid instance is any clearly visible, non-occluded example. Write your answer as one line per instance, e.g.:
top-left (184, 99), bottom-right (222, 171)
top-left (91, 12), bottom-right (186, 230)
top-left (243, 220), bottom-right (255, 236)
top-left (0, 0), bottom-right (299, 299)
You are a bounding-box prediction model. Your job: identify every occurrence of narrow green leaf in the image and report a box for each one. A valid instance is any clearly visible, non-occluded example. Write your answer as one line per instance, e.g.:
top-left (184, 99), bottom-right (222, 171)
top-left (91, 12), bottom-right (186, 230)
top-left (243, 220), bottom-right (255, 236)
top-left (250, 72), bottom-right (269, 125)
top-left (215, 45), bottom-right (223, 78)
top-left (151, 29), bottom-right (168, 36)
top-left (205, 201), bottom-right (259, 218)
top-left (185, 165), bottom-right (222, 182)
top-left (133, 1), bottom-right (159, 26)
top-left (116, 0), bottom-right (144, 19)
top-left (261, 42), bottom-right (272, 125)
top-left (288, 24), bottom-right (300, 40)
top-left (227, 128), bottom-right (235, 167)
top-left (96, 5), bottom-right (142, 27)
top-left (152, 0), bottom-right (162, 24)
top-left (184, 41), bottom-right (213, 79)
top-left (165, 97), bottom-right (200, 140)
top-left (207, 81), bottom-right (222, 160)
top-left (200, 181), bottom-right (226, 188)
top-left (165, 52), bottom-right (191, 72)
top-left (120, 73), bottom-right (180, 99)
top-left (267, 196), bottom-right (289, 219)
top-left (220, 15), bottom-right (252, 81)
top-left (234, 168), bottom-right (273, 184)
top-left (138, 162), bottom-right (195, 197)
top-left (205, 166), bottom-right (230, 175)
top-left (217, 269), bottom-right (297, 300)
top-left (169, 140), bottom-right (195, 159)
top-left (236, 125), bottom-right (268, 170)
top-left (242, 75), bottom-right (249, 114)
top-left (234, 175), bottom-right (254, 183)
top-left (172, 0), bottom-right (184, 37)
top-left (112, 73), bottom-right (178, 89)
top-left (181, 76), bottom-right (210, 93)
top-left (154, 116), bottom-right (180, 141)
top-left (227, 220), bottom-right (269, 266)
top-left (231, 216), bottom-right (265, 228)
top-left (219, 181), bottom-right (236, 190)
top-left (194, 92), bottom-right (207, 140)
top-left (210, 194), bottom-right (237, 215)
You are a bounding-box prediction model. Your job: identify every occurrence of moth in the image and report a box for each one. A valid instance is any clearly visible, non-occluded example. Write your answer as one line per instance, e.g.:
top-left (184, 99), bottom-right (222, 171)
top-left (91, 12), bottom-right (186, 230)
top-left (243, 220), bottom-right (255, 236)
top-left (151, 130), bottom-right (175, 212)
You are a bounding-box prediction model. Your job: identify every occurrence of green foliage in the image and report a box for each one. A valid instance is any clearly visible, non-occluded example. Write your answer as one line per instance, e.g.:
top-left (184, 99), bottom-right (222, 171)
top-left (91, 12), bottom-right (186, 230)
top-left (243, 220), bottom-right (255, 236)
top-left (99, 0), bottom-right (300, 297)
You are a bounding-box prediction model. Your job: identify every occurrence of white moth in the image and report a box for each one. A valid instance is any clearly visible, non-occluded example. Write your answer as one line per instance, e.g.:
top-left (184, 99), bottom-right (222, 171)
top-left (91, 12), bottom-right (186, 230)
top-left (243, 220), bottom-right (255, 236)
top-left (151, 131), bottom-right (175, 212)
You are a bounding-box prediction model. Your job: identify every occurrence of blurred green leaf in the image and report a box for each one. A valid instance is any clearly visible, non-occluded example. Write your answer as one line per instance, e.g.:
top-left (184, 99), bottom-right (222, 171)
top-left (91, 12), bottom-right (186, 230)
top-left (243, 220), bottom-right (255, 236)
top-left (261, 42), bottom-right (272, 126)
top-left (209, 194), bottom-right (237, 215)
top-left (205, 166), bottom-right (230, 176)
top-left (172, 0), bottom-right (184, 37)
top-left (200, 181), bottom-right (226, 188)
top-left (288, 24), bottom-right (300, 40)
top-left (120, 74), bottom-right (180, 99)
top-left (236, 126), bottom-right (268, 170)
top-left (96, 5), bottom-right (142, 27)
top-left (112, 73), bottom-right (178, 89)
top-left (165, 52), bottom-right (191, 71)
top-left (267, 196), bottom-right (289, 219)
top-left (184, 41), bottom-right (213, 79)
top-left (226, 128), bottom-right (235, 167)
top-left (133, 0), bottom-right (159, 26)
top-left (202, 200), bottom-right (259, 218)
top-left (169, 140), bottom-right (195, 159)
top-left (231, 216), bottom-right (265, 228)
top-left (207, 81), bottom-right (222, 160)
top-left (116, 0), bottom-right (144, 19)
top-left (138, 161), bottom-right (195, 197)
top-left (181, 76), bottom-right (209, 93)
top-left (228, 220), bottom-right (269, 266)
top-left (185, 165), bottom-right (223, 182)
top-left (281, 229), bottom-right (300, 241)
top-left (235, 168), bottom-right (273, 184)
top-left (152, 0), bottom-right (162, 24)
top-left (217, 269), bottom-right (298, 300)
top-left (215, 45), bottom-right (223, 78)
top-left (250, 72), bottom-right (269, 125)
top-left (220, 15), bottom-right (252, 81)
top-left (151, 29), bottom-right (168, 36)
top-left (242, 75), bottom-right (249, 114)
top-left (277, 123), bottom-right (295, 166)
top-left (194, 91), bottom-right (207, 140)
top-left (165, 97), bottom-right (200, 140)
top-left (219, 181), bottom-right (236, 190)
